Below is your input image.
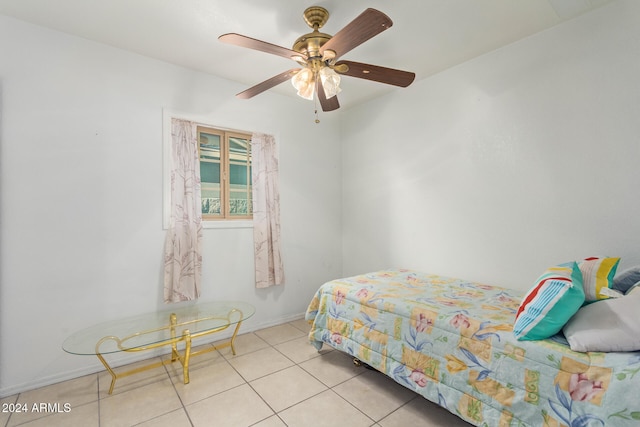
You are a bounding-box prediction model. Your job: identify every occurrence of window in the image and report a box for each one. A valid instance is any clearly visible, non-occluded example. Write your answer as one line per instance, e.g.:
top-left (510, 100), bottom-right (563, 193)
top-left (198, 126), bottom-right (252, 220)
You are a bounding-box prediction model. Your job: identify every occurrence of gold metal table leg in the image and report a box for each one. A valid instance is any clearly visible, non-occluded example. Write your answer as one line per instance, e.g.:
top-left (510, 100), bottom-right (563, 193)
top-left (170, 313), bottom-right (179, 362)
top-left (182, 330), bottom-right (191, 384)
top-left (94, 308), bottom-right (246, 393)
top-left (229, 318), bottom-right (243, 355)
top-left (95, 336), bottom-right (119, 395)
top-left (198, 309), bottom-right (244, 356)
top-left (95, 336), bottom-right (171, 394)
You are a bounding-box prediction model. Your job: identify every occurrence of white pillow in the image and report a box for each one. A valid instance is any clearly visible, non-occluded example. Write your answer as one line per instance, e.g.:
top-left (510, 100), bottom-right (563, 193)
top-left (562, 291), bottom-right (640, 352)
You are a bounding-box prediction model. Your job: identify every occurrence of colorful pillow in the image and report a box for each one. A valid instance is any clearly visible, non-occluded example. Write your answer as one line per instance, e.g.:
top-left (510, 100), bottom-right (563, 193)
top-left (563, 291), bottom-right (640, 352)
top-left (513, 262), bottom-right (585, 341)
top-left (578, 257), bottom-right (620, 302)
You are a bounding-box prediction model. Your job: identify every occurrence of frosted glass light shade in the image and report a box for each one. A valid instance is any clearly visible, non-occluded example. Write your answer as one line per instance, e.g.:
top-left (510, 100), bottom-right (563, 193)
top-left (291, 68), bottom-right (315, 100)
top-left (319, 67), bottom-right (341, 99)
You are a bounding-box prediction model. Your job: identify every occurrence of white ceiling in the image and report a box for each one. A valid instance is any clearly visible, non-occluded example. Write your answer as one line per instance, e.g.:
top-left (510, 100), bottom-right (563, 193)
top-left (0, 0), bottom-right (615, 110)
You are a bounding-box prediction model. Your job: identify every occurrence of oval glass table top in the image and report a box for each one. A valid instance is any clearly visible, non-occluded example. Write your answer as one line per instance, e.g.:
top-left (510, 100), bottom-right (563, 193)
top-left (63, 301), bottom-right (255, 355)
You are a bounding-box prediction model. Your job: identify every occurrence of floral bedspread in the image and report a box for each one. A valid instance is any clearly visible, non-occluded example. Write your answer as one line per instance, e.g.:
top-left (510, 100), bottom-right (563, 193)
top-left (305, 270), bottom-right (640, 426)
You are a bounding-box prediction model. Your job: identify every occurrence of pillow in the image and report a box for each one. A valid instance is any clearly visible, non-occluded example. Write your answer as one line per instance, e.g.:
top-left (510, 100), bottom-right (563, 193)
top-left (513, 262), bottom-right (585, 341)
top-left (613, 265), bottom-right (640, 293)
top-left (563, 291), bottom-right (640, 352)
top-left (625, 281), bottom-right (640, 296)
top-left (578, 257), bottom-right (620, 302)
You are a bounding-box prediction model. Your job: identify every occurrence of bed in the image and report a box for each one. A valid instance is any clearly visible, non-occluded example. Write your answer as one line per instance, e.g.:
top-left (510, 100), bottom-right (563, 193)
top-left (305, 269), bottom-right (640, 426)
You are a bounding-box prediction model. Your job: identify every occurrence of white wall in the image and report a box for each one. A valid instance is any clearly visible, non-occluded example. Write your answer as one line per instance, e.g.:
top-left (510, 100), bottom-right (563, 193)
top-left (341, 0), bottom-right (640, 289)
top-left (2, 0), bottom-right (639, 398)
top-left (0, 16), bottom-right (342, 396)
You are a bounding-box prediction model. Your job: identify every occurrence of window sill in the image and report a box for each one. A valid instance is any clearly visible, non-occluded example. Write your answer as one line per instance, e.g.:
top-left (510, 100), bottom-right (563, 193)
top-left (202, 220), bottom-right (254, 229)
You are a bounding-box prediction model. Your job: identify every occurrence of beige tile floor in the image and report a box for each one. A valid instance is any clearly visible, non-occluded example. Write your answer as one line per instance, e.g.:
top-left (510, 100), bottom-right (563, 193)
top-left (1, 319), bottom-right (472, 427)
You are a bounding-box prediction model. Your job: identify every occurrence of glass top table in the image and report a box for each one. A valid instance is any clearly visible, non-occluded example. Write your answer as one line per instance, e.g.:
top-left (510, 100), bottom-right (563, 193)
top-left (63, 301), bottom-right (254, 393)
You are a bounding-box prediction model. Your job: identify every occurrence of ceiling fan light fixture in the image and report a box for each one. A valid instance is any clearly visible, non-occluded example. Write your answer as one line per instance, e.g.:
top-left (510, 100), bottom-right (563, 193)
top-left (221, 7), bottom-right (415, 112)
top-left (319, 66), bottom-right (341, 99)
top-left (292, 68), bottom-right (315, 100)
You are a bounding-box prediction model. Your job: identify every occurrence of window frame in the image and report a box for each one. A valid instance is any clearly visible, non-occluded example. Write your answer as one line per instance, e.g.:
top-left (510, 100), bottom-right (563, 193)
top-left (162, 112), bottom-right (254, 230)
top-left (197, 125), bottom-right (253, 222)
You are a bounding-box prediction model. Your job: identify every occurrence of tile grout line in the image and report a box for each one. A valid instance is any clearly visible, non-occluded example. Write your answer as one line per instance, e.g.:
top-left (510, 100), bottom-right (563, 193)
top-left (96, 372), bottom-right (101, 427)
top-left (378, 394), bottom-right (419, 425)
top-left (249, 326), bottom-right (379, 427)
top-left (3, 394), bottom-right (18, 427)
top-left (223, 338), bottom-right (286, 422)
top-left (244, 334), bottom-right (333, 427)
top-left (210, 335), bottom-right (284, 426)
top-left (225, 325), bottom-right (326, 426)
top-left (162, 355), bottom-right (196, 427)
top-left (325, 388), bottom-right (377, 425)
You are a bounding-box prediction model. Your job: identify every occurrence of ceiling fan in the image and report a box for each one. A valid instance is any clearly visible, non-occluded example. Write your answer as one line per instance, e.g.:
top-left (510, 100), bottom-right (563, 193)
top-left (219, 6), bottom-right (416, 113)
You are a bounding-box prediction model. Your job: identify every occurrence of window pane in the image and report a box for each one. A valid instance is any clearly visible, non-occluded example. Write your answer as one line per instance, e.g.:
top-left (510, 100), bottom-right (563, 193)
top-left (201, 162), bottom-right (220, 184)
top-left (200, 131), bottom-right (222, 216)
top-left (229, 136), bottom-right (247, 154)
top-left (200, 133), bottom-right (220, 160)
top-left (228, 136), bottom-right (252, 217)
top-left (229, 164), bottom-right (247, 185)
top-left (201, 177), bottom-right (221, 215)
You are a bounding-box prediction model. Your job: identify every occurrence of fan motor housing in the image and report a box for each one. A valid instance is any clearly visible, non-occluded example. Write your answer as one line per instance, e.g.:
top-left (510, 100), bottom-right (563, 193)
top-left (293, 32), bottom-right (331, 59)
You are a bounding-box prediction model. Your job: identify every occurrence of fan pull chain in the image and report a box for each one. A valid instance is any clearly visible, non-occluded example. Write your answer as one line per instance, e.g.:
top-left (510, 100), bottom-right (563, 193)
top-left (314, 94), bottom-right (320, 124)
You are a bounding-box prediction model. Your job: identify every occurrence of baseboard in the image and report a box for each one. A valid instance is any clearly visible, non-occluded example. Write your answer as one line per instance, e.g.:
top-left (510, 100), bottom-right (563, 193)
top-left (0, 312), bottom-right (306, 398)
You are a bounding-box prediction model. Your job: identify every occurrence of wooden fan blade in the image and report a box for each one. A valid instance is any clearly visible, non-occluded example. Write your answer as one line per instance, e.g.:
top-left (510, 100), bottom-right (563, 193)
top-left (236, 69), bottom-right (301, 99)
top-left (219, 33), bottom-right (306, 61)
top-left (320, 9), bottom-right (392, 59)
top-left (336, 61), bottom-right (415, 87)
top-left (316, 79), bottom-right (340, 112)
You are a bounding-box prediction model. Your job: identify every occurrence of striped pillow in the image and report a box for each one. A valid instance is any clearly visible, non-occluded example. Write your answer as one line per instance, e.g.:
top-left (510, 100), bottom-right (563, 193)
top-left (513, 262), bottom-right (585, 341)
top-left (579, 257), bottom-right (620, 302)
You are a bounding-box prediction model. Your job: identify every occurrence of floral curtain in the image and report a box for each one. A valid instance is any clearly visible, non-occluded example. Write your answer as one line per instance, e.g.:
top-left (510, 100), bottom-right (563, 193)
top-left (252, 133), bottom-right (285, 288)
top-left (163, 118), bottom-right (203, 302)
